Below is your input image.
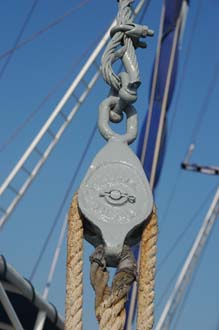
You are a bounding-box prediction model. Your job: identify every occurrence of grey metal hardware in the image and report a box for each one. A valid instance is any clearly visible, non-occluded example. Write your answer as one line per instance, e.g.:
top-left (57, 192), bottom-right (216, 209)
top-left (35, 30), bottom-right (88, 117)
top-left (0, 256), bottom-right (64, 329)
top-left (78, 138), bottom-right (153, 267)
top-left (98, 96), bottom-right (137, 144)
top-left (78, 0), bottom-right (154, 267)
top-left (0, 0), bottom-right (149, 229)
top-left (99, 190), bottom-right (136, 205)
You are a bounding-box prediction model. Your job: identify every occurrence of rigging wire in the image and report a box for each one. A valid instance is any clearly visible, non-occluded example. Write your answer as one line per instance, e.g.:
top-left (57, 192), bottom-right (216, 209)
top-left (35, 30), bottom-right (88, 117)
top-left (156, 185), bottom-right (218, 325)
top-left (156, 183), bottom-right (217, 307)
top-left (216, 310), bottom-right (219, 330)
top-left (189, 64), bottom-right (219, 145)
top-left (172, 233), bottom-right (213, 330)
top-left (0, 0), bottom-right (92, 63)
top-left (43, 215), bottom-right (68, 299)
top-left (159, 63), bottom-right (219, 230)
top-left (156, 203), bottom-right (216, 318)
top-left (0, 0), bottom-right (149, 155)
top-left (156, 181), bottom-right (218, 314)
top-left (0, 0), bottom-right (40, 80)
top-left (33, 214), bottom-right (68, 330)
top-left (0, 34), bottom-right (101, 153)
top-left (157, 0), bottom-right (204, 230)
top-left (159, 168), bottom-right (182, 230)
top-left (157, 181), bottom-right (218, 273)
top-left (171, 269), bottom-right (198, 330)
top-left (137, 0), bottom-right (152, 22)
top-left (168, 0), bottom-right (204, 137)
top-left (29, 123), bottom-right (97, 281)
top-left (156, 244), bottom-right (191, 308)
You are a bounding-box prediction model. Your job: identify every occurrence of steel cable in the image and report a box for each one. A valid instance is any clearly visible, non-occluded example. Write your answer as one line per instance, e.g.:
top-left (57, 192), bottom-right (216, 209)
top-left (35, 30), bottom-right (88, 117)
top-left (171, 235), bottom-right (212, 330)
top-left (157, 181), bottom-right (218, 273)
top-left (190, 64), bottom-right (219, 146)
top-left (159, 62), bottom-right (219, 231)
top-left (29, 123), bottom-right (97, 281)
top-left (0, 35), bottom-right (100, 153)
top-left (168, 0), bottom-right (204, 137)
top-left (157, 0), bottom-right (204, 231)
top-left (0, 0), bottom-right (92, 63)
top-left (0, 0), bottom-right (40, 80)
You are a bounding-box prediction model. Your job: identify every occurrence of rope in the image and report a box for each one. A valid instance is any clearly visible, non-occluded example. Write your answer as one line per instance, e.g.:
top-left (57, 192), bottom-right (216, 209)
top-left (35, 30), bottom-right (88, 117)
top-left (65, 196), bottom-right (136, 330)
top-left (65, 193), bottom-right (84, 330)
top-left (137, 207), bottom-right (158, 330)
top-left (90, 245), bottom-right (136, 330)
top-left (65, 2), bottom-right (155, 329)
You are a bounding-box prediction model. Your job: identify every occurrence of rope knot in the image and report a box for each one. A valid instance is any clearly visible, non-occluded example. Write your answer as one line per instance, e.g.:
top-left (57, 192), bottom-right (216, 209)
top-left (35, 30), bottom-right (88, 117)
top-left (90, 244), bottom-right (136, 329)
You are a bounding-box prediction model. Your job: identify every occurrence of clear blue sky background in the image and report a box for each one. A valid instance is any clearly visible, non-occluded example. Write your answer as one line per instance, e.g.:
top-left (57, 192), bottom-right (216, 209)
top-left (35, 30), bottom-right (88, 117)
top-left (0, 0), bottom-right (219, 329)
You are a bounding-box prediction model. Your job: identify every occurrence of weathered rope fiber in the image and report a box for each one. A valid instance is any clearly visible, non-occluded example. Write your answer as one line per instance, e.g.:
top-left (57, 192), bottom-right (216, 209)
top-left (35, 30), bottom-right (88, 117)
top-left (137, 207), bottom-right (158, 330)
top-left (65, 194), bottom-right (157, 330)
top-left (65, 193), bottom-right (84, 330)
top-left (90, 245), bottom-right (136, 330)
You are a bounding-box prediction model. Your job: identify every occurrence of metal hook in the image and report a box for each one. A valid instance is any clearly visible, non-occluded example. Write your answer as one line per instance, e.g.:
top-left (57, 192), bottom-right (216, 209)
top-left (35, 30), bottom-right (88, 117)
top-left (98, 96), bottom-right (138, 145)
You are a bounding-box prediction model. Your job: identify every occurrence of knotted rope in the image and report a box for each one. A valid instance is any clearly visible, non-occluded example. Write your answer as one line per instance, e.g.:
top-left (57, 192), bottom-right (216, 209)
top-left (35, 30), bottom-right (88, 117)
top-left (65, 194), bottom-right (137, 330)
top-left (90, 245), bottom-right (136, 330)
top-left (65, 195), bottom-right (158, 330)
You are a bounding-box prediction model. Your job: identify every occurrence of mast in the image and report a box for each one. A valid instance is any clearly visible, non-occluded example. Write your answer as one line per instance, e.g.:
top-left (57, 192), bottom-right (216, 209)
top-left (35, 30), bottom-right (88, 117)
top-left (156, 186), bottom-right (219, 330)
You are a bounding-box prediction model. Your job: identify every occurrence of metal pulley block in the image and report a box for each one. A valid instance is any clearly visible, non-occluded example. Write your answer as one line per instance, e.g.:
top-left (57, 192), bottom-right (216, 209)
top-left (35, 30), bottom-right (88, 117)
top-left (78, 97), bottom-right (153, 267)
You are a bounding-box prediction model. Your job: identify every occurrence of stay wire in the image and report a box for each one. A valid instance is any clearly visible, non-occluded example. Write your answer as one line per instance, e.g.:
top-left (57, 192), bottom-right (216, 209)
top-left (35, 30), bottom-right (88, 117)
top-left (171, 270), bottom-right (197, 330)
top-left (0, 0), bottom-right (92, 63)
top-left (168, 0), bottom-right (204, 137)
top-left (190, 64), bottom-right (219, 145)
top-left (156, 211), bottom-right (211, 312)
top-left (217, 296), bottom-right (219, 330)
top-left (157, 181), bottom-right (218, 273)
top-left (155, 1), bottom-right (204, 231)
top-left (29, 123), bottom-right (97, 281)
top-left (0, 34), bottom-right (101, 153)
top-left (157, 181), bottom-right (219, 325)
top-left (160, 59), bottom-right (219, 231)
top-left (172, 232), bottom-right (213, 330)
top-left (156, 244), bottom-right (191, 308)
top-left (137, 0), bottom-right (152, 23)
top-left (0, 0), bottom-right (40, 80)
top-left (159, 168), bottom-right (182, 230)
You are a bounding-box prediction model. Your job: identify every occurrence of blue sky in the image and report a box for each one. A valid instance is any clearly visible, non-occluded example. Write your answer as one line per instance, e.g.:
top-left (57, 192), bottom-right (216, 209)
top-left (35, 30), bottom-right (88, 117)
top-left (0, 0), bottom-right (219, 329)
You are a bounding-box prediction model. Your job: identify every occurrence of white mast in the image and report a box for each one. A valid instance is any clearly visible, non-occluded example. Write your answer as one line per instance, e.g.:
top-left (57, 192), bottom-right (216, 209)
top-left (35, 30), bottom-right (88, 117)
top-left (156, 186), bottom-right (219, 330)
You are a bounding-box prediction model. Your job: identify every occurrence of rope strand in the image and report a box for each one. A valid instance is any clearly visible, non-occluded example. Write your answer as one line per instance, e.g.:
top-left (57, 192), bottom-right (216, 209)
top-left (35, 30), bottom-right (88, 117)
top-left (65, 194), bottom-right (84, 330)
top-left (90, 245), bottom-right (136, 330)
top-left (137, 207), bottom-right (158, 330)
